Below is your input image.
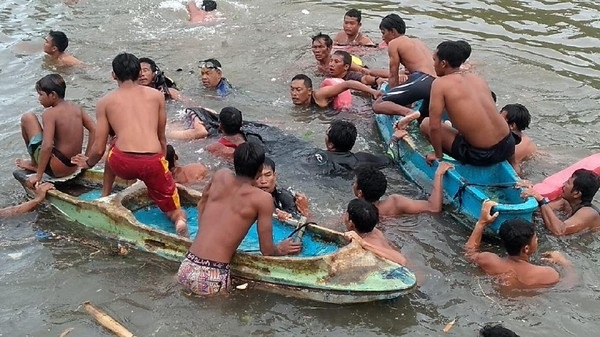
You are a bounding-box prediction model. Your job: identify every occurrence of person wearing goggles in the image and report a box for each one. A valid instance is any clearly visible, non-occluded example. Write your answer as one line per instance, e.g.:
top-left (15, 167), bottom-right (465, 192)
top-left (199, 58), bottom-right (232, 96)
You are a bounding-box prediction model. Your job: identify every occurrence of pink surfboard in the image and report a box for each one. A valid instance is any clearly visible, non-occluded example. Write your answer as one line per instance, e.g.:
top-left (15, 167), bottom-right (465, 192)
top-left (320, 78), bottom-right (353, 110)
top-left (533, 153), bottom-right (600, 200)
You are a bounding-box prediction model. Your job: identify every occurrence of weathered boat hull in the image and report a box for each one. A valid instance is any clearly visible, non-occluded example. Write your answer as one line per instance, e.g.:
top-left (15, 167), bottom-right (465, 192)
top-left (374, 113), bottom-right (538, 234)
top-left (14, 169), bottom-right (416, 304)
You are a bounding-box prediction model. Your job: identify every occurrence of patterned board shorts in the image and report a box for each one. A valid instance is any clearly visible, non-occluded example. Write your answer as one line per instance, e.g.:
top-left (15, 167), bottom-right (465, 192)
top-left (177, 252), bottom-right (231, 296)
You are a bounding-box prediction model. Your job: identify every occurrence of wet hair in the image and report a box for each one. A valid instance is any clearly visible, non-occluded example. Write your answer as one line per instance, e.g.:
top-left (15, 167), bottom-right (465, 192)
top-left (436, 40), bottom-right (471, 68)
top-left (379, 14), bottom-right (406, 35)
top-left (355, 165), bottom-right (387, 202)
top-left (219, 107), bottom-right (243, 135)
top-left (479, 324), bottom-right (520, 337)
top-left (138, 57), bottom-right (158, 72)
top-left (166, 144), bottom-right (177, 170)
top-left (291, 74), bottom-right (313, 89)
top-left (234, 142), bottom-right (265, 179)
top-left (311, 32), bottom-right (333, 48)
top-left (456, 40), bottom-right (471, 60)
top-left (139, 57), bottom-right (178, 91)
top-left (333, 50), bottom-right (352, 66)
top-left (327, 119), bottom-right (357, 152)
top-left (571, 169), bottom-right (600, 203)
top-left (345, 9), bottom-right (362, 22)
top-left (498, 219), bottom-right (535, 256)
top-left (501, 104), bottom-right (531, 131)
top-left (35, 74), bottom-right (66, 99)
top-left (201, 0), bottom-right (217, 11)
top-left (48, 30), bottom-right (69, 52)
top-left (201, 58), bottom-right (223, 70)
top-left (347, 198), bottom-right (379, 233)
top-left (263, 157), bottom-right (276, 172)
top-left (112, 53), bottom-right (141, 82)
top-left (491, 91), bottom-right (497, 103)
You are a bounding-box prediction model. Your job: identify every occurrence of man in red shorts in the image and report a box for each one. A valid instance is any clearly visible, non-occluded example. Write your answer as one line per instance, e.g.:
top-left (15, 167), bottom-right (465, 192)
top-left (72, 53), bottom-right (188, 237)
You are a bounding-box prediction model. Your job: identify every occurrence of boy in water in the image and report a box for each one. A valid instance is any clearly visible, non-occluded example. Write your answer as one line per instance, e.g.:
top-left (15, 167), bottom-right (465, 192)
top-left (165, 145), bottom-right (209, 185)
top-left (72, 53), bottom-right (188, 237)
top-left (17, 74), bottom-right (96, 188)
top-left (206, 107), bottom-right (263, 160)
top-left (465, 200), bottom-right (574, 288)
top-left (500, 103), bottom-right (537, 166)
top-left (43, 30), bottom-right (82, 67)
top-left (177, 142), bottom-right (302, 296)
top-left (187, 0), bottom-right (218, 24)
top-left (333, 9), bottom-right (375, 47)
top-left (344, 199), bottom-right (408, 266)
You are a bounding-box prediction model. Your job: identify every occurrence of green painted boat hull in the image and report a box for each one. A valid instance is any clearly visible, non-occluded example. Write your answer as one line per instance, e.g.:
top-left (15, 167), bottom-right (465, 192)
top-left (14, 169), bottom-right (416, 304)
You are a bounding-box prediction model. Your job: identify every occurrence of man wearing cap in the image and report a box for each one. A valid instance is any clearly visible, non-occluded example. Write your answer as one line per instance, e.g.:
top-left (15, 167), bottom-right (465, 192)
top-left (199, 58), bottom-right (232, 96)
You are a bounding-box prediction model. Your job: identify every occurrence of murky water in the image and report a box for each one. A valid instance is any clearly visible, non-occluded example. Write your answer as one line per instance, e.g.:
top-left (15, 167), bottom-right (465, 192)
top-left (1, 0), bottom-right (599, 336)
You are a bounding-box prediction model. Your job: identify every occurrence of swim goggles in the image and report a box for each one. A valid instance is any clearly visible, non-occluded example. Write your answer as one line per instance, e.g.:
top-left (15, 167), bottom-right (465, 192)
top-left (199, 60), bottom-right (222, 71)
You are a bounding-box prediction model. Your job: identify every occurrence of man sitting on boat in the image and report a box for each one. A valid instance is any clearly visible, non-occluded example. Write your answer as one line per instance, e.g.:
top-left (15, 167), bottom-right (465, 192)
top-left (420, 40), bottom-right (518, 171)
top-left (17, 74), bottom-right (96, 188)
top-left (308, 120), bottom-right (391, 175)
top-left (353, 162), bottom-right (453, 217)
top-left (256, 157), bottom-right (310, 220)
top-left (177, 142), bottom-right (302, 296)
top-left (290, 74), bottom-right (382, 110)
top-left (206, 107), bottom-right (264, 160)
top-left (344, 199), bottom-right (408, 266)
top-left (465, 200), bottom-right (575, 288)
top-left (521, 169), bottom-right (600, 236)
top-left (72, 53), bottom-right (188, 238)
top-left (500, 103), bottom-right (537, 168)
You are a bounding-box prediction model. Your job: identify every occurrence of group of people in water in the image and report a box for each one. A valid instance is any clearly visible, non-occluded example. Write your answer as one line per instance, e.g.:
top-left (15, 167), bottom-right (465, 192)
top-left (5, 5), bottom-right (600, 330)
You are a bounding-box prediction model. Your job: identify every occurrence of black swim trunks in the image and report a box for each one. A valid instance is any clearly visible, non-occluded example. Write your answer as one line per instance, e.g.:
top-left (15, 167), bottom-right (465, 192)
top-left (382, 71), bottom-right (435, 119)
top-left (450, 132), bottom-right (517, 166)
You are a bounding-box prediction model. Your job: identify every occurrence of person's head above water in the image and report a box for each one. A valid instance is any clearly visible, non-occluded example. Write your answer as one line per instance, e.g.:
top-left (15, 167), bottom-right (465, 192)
top-left (498, 219), bottom-right (537, 257)
top-left (256, 157), bottom-right (278, 194)
top-left (199, 58), bottom-right (223, 88)
top-left (562, 169), bottom-right (600, 204)
top-left (329, 50), bottom-right (352, 77)
top-left (234, 142), bottom-right (265, 179)
top-left (43, 30), bottom-right (69, 55)
top-left (138, 57), bottom-right (160, 87)
top-left (290, 74), bottom-right (313, 106)
top-left (433, 40), bottom-right (471, 76)
top-left (201, 0), bottom-right (217, 11)
top-left (112, 53), bottom-right (141, 82)
top-left (500, 103), bottom-right (531, 132)
top-left (479, 324), bottom-right (520, 337)
top-left (354, 165), bottom-right (387, 202)
top-left (344, 198), bottom-right (379, 234)
top-left (219, 106), bottom-right (243, 136)
top-left (166, 144), bottom-right (178, 170)
top-left (379, 14), bottom-right (405, 43)
top-left (311, 32), bottom-right (333, 62)
top-left (326, 119), bottom-right (357, 152)
top-left (342, 9), bottom-right (363, 37)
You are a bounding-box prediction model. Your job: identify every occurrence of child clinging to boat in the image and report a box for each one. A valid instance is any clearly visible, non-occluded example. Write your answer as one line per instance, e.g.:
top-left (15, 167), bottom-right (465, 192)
top-left (343, 198), bottom-right (408, 266)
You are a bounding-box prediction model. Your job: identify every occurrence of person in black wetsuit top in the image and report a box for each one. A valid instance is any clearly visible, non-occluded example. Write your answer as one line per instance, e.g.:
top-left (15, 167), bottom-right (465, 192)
top-left (521, 169), bottom-right (600, 235)
top-left (138, 57), bottom-right (181, 100)
top-left (309, 119), bottom-right (392, 175)
top-left (255, 157), bottom-right (310, 220)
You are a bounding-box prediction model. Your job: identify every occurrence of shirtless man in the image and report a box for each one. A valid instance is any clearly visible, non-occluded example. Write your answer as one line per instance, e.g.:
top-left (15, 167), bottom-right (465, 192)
top-left (290, 74), bottom-right (381, 109)
top-left (205, 107), bottom-right (264, 160)
top-left (328, 50), bottom-right (380, 87)
top-left (344, 199), bottom-right (408, 266)
top-left (421, 41), bottom-right (517, 170)
top-left (187, 0), bottom-right (217, 24)
top-left (372, 14), bottom-right (436, 120)
top-left (354, 162), bottom-right (453, 217)
top-left (500, 103), bottom-right (537, 167)
top-left (465, 200), bottom-right (574, 288)
top-left (43, 30), bottom-right (81, 67)
top-left (165, 145), bottom-right (208, 185)
top-left (521, 169), bottom-right (600, 236)
top-left (17, 74), bottom-right (95, 188)
top-left (311, 33), bottom-right (334, 75)
top-left (333, 9), bottom-right (375, 47)
top-left (177, 142), bottom-right (302, 296)
top-left (72, 53), bottom-right (188, 237)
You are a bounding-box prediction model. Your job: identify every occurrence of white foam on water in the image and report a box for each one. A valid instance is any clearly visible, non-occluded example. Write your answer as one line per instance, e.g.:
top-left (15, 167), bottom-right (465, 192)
top-left (158, 0), bottom-right (187, 11)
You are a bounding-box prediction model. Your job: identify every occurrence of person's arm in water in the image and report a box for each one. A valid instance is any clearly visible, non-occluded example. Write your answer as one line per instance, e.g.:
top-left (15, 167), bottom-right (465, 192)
top-left (0, 182), bottom-right (54, 217)
top-left (464, 200), bottom-right (506, 273)
top-left (256, 192), bottom-right (302, 256)
top-left (81, 107), bottom-right (96, 157)
top-left (314, 80), bottom-right (382, 102)
top-left (425, 79), bottom-right (445, 165)
top-left (72, 97), bottom-right (110, 168)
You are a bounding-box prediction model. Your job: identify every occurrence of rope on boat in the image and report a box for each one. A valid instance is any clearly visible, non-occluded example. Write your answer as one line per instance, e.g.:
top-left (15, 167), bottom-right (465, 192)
top-left (452, 181), bottom-right (517, 209)
top-left (287, 221), bottom-right (317, 240)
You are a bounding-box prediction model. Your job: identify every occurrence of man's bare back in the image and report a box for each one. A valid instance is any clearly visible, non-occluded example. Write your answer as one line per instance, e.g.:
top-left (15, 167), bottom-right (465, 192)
top-left (388, 36), bottom-right (435, 76)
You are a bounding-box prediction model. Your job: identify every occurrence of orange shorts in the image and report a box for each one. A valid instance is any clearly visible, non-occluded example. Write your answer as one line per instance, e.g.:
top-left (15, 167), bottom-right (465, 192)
top-left (107, 146), bottom-right (180, 212)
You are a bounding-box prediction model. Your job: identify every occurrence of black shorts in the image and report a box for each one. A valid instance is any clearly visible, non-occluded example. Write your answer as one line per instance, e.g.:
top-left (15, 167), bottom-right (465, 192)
top-left (382, 71), bottom-right (434, 118)
top-left (450, 132), bottom-right (517, 166)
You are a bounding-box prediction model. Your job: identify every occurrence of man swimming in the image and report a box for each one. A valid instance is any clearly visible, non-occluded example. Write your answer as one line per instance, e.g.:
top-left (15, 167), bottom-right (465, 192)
top-left (43, 30), bottom-right (82, 67)
top-left (290, 74), bottom-right (381, 109)
top-left (421, 41), bottom-right (517, 170)
top-left (177, 142), bottom-right (302, 296)
top-left (17, 74), bottom-right (96, 187)
top-left (465, 200), bottom-right (574, 289)
top-left (138, 57), bottom-right (181, 100)
top-left (199, 58), bottom-right (232, 96)
top-left (165, 145), bottom-right (208, 186)
top-left (187, 0), bottom-right (218, 24)
top-left (521, 169), bottom-right (600, 235)
top-left (72, 53), bottom-right (188, 237)
top-left (205, 107), bottom-right (264, 160)
top-left (328, 50), bottom-right (380, 87)
top-left (371, 14), bottom-right (436, 120)
top-left (500, 103), bottom-right (537, 167)
top-left (333, 9), bottom-right (376, 47)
